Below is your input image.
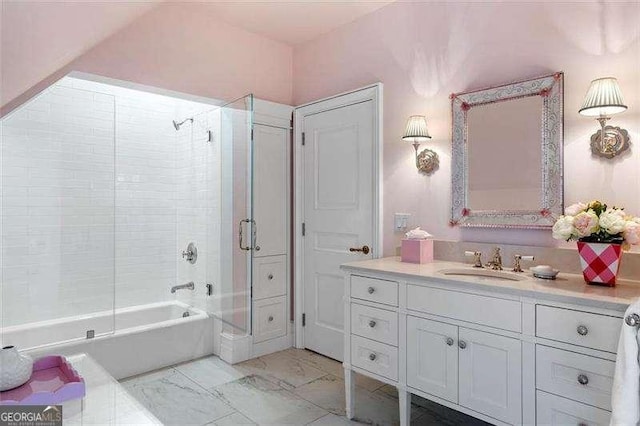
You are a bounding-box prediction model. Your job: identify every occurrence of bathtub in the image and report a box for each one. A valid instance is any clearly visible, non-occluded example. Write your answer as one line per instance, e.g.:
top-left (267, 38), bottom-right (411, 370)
top-left (1, 301), bottom-right (215, 379)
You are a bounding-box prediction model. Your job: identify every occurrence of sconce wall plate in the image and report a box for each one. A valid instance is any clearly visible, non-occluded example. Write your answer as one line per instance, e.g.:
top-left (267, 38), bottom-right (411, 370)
top-left (590, 125), bottom-right (630, 158)
top-left (416, 148), bottom-right (439, 174)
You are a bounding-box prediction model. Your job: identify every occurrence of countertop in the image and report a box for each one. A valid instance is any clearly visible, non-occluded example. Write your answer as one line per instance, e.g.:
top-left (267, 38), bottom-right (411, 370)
top-left (341, 257), bottom-right (640, 312)
top-left (63, 353), bottom-right (161, 425)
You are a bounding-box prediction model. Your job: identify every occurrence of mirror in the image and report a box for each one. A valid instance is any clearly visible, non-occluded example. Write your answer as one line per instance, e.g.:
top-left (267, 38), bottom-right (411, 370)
top-left (451, 73), bottom-right (564, 228)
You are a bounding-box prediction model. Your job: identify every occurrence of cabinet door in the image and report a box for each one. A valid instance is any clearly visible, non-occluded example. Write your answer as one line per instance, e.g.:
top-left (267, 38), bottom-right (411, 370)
top-left (406, 316), bottom-right (458, 403)
top-left (459, 327), bottom-right (521, 424)
top-left (253, 124), bottom-right (288, 257)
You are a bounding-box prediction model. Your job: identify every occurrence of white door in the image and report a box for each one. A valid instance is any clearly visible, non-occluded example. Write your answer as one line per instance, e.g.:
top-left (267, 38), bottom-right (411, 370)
top-left (407, 316), bottom-right (459, 403)
top-left (458, 327), bottom-right (522, 424)
top-left (301, 99), bottom-right (376, 361)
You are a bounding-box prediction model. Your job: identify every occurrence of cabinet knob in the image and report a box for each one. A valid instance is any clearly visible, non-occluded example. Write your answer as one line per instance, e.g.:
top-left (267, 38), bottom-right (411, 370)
top-left (268, 316), bottom-right (274, 322)
top-left (368, 320), bottom-right (376, 328)
top-left (577, 374), bottom-right (589, 385)
top-left (368, 353), bottom-right (377, 361)
top-left (367, 286), bottom-right (375, 294)
top-left (446, 337), bottom-right (454, 346)
top-left (458, 340), bottom-right (467, 349)
top-left (577, 325), bottom-right (588, 336)
top-left (268, 274), bottom-right (274, 280)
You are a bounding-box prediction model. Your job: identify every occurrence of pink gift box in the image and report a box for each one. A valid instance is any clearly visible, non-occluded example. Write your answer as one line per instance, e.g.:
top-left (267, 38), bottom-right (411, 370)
top-left (401, 239), bottom-right (434, 264)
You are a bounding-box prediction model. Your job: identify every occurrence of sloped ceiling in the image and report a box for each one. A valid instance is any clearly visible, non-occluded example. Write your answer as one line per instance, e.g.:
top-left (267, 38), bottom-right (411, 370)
top-left (1, 1), bottom-right (161, 107)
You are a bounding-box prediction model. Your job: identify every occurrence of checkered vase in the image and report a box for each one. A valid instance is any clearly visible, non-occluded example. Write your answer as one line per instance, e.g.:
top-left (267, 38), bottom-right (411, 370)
top-left (577, 242), bottom-right (623, 286)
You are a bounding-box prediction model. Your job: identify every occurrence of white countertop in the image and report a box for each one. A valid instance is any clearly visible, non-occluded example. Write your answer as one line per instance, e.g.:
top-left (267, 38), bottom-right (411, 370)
top-left (341, 257), bottom-right (640, 311)
top-left (63, 353), bottom-right (161, 425)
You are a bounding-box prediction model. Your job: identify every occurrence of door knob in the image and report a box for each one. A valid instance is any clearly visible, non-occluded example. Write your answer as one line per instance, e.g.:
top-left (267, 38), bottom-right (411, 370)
top-left (577, 374), bottom-right (589, 385)
top-left (369, 353), bottom-right (377, 361)
top-left (577, 325), bottom-right (588, 336)
top-left (349, 245), bottom-right (370, 255)
top-left (458, 340), bottom-right (467, 349)
top-left (368, 320), bottom-right (376, 328)
top-left (446, 337), bottom-right (454, 346)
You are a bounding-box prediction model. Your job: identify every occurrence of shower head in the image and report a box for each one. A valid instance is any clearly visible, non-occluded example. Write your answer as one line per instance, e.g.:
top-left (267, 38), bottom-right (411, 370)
top-left (172, 117), bottom-right (193, 131)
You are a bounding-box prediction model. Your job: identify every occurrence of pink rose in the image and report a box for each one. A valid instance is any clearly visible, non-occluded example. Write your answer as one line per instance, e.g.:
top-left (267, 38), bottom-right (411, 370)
top-left (624, 221), bottom-right (640, 245)
top-left (565, 202), bottom-right (587, 216)
top-left (573, 210), bottom-right (599, 237)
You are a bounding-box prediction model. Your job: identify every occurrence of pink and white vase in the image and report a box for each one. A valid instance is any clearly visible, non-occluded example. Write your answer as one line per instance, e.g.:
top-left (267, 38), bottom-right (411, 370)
top-left (577, 241), bottom-right (623, 286)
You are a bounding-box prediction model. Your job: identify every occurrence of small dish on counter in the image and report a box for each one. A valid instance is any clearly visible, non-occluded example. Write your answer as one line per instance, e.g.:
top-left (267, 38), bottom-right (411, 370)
top-left (530, 265), bottom-right (560, 280)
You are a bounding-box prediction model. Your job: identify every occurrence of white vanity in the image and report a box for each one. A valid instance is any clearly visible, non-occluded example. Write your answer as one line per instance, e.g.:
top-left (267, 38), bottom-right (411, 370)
top-left (341, 257), bottom-right (640, 425)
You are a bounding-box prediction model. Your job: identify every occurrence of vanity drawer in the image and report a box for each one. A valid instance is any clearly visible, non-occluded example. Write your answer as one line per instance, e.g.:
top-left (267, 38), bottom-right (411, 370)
top-left (351, 303), bottom-right (398, 346)
top-left (253, 256), bottom-right (286, 300)
top-left (351, 335), bottom-right (398, 381)
top-left (253, 296), bottom-right (287, 343)
top-left (536, 390), bottom-right (610, 426)
top-left (406, 285), bottom-right (521, 332)
top-left (351, 275), bottom-right (398, 307)
top-left (536, 305), bottom-right (621, 353)
top-left (536, 345), bottom-right (615, 411)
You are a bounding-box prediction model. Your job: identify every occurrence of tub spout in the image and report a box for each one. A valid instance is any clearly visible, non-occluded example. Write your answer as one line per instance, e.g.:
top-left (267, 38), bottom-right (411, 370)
top-left (171, 281), bottom-right (195, 293)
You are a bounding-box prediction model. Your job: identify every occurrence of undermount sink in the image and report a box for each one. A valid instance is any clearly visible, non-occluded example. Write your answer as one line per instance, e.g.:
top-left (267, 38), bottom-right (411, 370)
top-left (438, 268), bottom-right (527, 282)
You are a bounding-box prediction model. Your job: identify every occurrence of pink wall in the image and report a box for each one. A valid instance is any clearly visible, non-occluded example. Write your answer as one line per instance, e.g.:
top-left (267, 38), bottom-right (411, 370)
top-left (293, 1), bottom-right (640, 256)
top-left (1, 2), bottom-right (293, 115)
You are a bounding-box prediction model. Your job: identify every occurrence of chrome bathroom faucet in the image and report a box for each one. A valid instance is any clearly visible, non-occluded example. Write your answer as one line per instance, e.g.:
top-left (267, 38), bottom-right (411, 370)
top-left (486, 247), bottom-right (503, 270)
top-left (171, 281), bottom-right (195, 293)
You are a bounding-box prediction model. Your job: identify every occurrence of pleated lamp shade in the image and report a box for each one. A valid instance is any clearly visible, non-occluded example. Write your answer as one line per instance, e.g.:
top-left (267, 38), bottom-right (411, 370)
top-left (579, 77), bottom-right (627, 117)
top-left (402, 115), bottom-right (431, 142)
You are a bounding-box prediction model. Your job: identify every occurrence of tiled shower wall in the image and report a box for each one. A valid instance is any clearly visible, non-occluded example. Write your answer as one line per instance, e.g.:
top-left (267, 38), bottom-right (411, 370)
top-left (1, 76), bottom-right (218, 328)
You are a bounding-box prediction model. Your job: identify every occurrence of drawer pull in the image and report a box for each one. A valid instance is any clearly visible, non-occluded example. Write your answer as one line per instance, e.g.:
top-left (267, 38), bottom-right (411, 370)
top-left (446, 337), bottom-right (454, 346)
top-left (268, 315), bottom-right (274, 322)
top-left (367, 286), bottom-right (375, 294)
top-left (368, 353), bottom-right (377, 361)
top-left (458, 340), bottom-right (467, 349)
top-left (577, 374), bottom-right (589, 385)
top-left (577, 325), bottom-right (589, 336)
top-left (368, 320), bottom-right (377, 328)
top-left (268, 273), bottom-right (274, 280)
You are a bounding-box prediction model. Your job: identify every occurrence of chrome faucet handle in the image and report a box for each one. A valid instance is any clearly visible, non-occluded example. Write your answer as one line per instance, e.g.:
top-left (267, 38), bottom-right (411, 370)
top-left (512, 255), bottom-right (535, 272)
top-left (465, 251), bottom-right (483, 268)
top-left (487, 247), bottom-right (503, 270)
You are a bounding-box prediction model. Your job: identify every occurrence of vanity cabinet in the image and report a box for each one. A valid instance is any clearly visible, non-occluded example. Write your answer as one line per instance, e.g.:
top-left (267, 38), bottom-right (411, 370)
top-left (342, 258), bottom-right (632, 426)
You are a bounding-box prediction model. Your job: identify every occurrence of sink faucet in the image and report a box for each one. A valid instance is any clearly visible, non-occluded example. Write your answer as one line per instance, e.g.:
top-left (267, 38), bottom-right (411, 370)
top-left (486, 247), bottom-right (503, 270)
top-left (171, 281), bottom-right (195, 293)
top-left (465, 251), bottom-right (484, 268)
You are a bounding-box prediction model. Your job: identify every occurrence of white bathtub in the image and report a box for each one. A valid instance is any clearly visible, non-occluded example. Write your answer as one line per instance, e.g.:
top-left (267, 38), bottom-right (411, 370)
top-left (1, 301), bottom-right (215, 379)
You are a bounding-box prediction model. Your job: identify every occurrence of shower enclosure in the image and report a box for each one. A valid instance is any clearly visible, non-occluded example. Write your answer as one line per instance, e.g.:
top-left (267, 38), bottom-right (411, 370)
top-left (0, 74), bottom-right (255, 375)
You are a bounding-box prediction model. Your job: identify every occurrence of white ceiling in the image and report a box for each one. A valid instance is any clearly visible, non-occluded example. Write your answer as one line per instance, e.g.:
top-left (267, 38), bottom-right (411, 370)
top-left (193, 0), bottom-right (396, 46)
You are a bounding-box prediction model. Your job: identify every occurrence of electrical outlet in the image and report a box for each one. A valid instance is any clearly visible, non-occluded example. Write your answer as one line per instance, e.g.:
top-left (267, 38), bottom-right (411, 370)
top-left (394, 213), bottom-right (411, 231)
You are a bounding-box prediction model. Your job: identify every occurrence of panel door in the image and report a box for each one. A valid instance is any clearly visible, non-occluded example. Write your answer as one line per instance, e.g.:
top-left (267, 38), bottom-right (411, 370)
top-left (458, 327), bottom-right (522, 424)
top-left (406, 316), bottom-right (459, 404)
top-left (302, 100), bottom-right (375, 361)
top-left (253, 124), bottom-right (288, 257)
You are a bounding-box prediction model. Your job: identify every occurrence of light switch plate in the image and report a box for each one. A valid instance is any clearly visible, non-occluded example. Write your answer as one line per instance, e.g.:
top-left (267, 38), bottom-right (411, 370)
top-left (394, 213), bottom-right (411, 232)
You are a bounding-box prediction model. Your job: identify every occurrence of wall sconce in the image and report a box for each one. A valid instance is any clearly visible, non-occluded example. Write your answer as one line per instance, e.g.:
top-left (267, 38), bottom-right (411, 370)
top-left (402, 115), bottom-right (439, 174)
top-left (579, 77), bottom-right (630, 158)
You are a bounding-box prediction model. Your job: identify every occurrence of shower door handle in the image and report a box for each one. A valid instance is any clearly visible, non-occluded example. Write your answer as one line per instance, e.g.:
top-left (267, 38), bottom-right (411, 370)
top-left (239, 219), bottom-right (257, 251)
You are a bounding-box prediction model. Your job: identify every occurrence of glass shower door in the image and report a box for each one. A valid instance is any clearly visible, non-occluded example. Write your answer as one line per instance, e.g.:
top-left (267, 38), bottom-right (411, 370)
top-left (211, 94), bottom-right (254, 334)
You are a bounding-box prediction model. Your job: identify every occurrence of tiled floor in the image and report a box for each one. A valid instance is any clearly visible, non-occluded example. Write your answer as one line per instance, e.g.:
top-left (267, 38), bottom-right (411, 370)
top-left (121, 348), bottom-right (489, 426)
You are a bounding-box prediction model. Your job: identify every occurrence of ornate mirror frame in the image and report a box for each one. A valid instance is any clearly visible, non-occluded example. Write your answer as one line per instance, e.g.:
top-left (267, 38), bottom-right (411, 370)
top-left (450, 72), bottom-right (564, 229)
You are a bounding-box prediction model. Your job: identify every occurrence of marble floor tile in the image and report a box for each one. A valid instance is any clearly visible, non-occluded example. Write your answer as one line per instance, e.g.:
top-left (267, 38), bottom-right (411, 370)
top-left (282, 348), bottom-right (385, 392)
top-left (177, 356), bottom-right (248, 389)
top-left (306, 413), bottom-right (366, 425)
top-left (235, 351), bottom-right (327, 389)
top-left (293, 374), bottom-right (424, 424)
top-left (123, 368), bottom-right (235, 426)
top-left (211, 374), bottom-right (328, 425)
top-left (208, 411), bottom-right (256, 425)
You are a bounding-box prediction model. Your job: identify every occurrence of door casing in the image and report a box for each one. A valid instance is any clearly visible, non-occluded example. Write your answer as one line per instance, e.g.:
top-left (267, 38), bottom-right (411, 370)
top-left (293, 84), bottom-right (383, 350)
